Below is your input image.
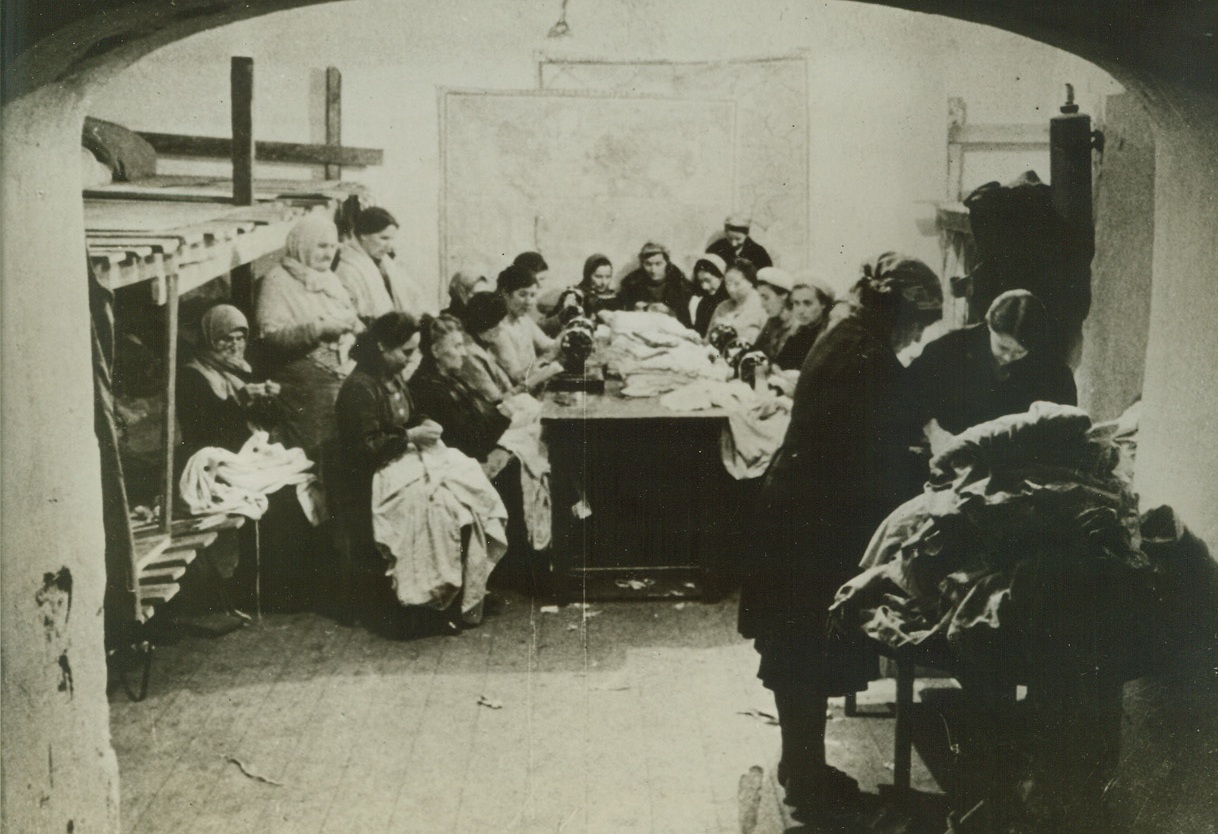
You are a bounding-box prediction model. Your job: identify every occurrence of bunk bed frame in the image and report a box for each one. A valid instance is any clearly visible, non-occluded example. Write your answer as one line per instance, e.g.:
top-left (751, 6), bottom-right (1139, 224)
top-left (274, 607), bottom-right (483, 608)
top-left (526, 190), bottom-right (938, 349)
top-left (95, 58), bottom-right (380, 700)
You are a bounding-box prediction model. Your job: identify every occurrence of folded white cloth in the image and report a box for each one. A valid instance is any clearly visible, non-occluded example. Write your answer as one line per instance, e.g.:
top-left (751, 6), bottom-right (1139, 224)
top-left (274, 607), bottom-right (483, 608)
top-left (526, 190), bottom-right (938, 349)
top-left (496, 393), bottom-right (552, 550)
top-left (179, 431), bottom-right (325, 524)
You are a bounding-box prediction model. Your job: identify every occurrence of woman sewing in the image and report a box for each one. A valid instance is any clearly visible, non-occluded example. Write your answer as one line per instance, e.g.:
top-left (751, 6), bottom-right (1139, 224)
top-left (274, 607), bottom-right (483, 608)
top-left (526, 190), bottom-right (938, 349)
top-left (909, 288), bottom-right (1077, 448)
top-left (486, 264), bottom-right (559, 387)
top-left (689, 253), bottom-right (730, 337)
top-left (707, 257), bottom-right (767, 344)
top-left (753, 267), bottom-right (820, 371)
top-left (255, 213), bottom-right (362, 462)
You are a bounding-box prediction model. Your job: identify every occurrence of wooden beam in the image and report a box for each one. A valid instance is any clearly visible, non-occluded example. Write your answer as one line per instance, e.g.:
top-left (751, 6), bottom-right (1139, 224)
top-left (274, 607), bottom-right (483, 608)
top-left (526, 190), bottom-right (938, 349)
top-left (947, 122), bottom-right (1050, 148)
top-left (324, 66), bottom-right (343, 180)
top-left (137, 133), bottom-right (384, 168)
top-left (231, 56), bottom-right (255, 206)
top-left (160, 272), bottom-right (179, 534)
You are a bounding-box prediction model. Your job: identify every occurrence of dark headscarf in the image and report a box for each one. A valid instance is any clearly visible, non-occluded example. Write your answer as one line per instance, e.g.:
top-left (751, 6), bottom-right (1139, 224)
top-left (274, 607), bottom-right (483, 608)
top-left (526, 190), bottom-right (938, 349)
top-left (513, 251), bottom-right (549, 276)
top-left (464, 291), bottom-right (509, 336)
top-left (187, 304), bottom-right (251, 400)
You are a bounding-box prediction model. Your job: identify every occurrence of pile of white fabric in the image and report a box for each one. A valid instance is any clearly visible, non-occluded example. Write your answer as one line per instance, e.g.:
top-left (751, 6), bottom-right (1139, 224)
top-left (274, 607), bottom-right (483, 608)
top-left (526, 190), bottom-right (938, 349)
top-left (657, 379), bottom-right (794, 480)
top-left (179, 430), bottom-right (326, 524)
top-left (372, 443), bottom-right (507, 618)
top-left (599, 310), bottom-right (728, 396)
top-left (496, 392), bottom-right (552, 550)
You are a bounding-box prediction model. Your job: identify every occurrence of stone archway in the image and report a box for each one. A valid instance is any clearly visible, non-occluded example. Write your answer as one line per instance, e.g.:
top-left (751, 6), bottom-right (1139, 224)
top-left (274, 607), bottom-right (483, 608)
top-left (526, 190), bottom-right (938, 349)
top-left (3, 3), bottom-right (1215, 832)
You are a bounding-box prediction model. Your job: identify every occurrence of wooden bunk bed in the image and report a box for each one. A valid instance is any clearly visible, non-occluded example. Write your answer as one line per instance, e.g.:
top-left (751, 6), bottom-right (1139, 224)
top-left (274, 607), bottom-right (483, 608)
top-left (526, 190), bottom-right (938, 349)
top-left (95, 58), bottom-right (380, 700)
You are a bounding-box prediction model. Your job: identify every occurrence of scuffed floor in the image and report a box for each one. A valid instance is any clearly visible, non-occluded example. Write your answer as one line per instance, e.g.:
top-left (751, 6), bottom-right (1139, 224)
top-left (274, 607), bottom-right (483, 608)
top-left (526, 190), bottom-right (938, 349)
top-left (110, 592), bottom-right (944, 834)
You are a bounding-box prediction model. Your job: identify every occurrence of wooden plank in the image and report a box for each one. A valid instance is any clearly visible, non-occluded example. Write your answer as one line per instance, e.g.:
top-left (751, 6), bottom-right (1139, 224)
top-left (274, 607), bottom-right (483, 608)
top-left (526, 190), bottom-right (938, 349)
top-left (231, 57), bottom-right (255, 206)
top-left (138, 133), bottom-right (383, 168)
top-left (137, 565), bottom-right (187, 585)
top-left (160, 272), bottom-right (179, 533)
top-left (948, 122), bottom-right (1050, 147)
top-left (324, 66), bottom-right (342, 180)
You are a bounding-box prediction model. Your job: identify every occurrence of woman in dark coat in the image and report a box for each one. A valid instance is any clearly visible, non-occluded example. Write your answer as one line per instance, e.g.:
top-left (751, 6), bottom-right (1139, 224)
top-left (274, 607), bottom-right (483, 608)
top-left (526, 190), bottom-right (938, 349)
top-left (617, 241), bottom-right (693, 327)
top-left (689, 254), bottom-right (730, 337)
top-left (738, 252), bottom-right (942, 822)
top-left (908, 289), bottom-right (1077, 443)
top-left (333, 312), bottom-right (443, 626)
top-left (410, 314), bottom-right (536, 591)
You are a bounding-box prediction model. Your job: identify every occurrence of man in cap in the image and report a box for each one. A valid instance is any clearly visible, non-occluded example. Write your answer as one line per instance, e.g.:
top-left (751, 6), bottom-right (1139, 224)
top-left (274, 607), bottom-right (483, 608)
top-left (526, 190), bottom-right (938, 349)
top-left (707, 215), bottom-right (773, 271)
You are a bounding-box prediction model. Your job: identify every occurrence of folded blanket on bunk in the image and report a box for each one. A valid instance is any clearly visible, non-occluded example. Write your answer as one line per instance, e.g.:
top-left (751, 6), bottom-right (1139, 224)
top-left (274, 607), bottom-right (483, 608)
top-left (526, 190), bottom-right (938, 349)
top-left (372, 442), bottom-right (507, 615)
top-left (179, 430), bottom-right (325, 524)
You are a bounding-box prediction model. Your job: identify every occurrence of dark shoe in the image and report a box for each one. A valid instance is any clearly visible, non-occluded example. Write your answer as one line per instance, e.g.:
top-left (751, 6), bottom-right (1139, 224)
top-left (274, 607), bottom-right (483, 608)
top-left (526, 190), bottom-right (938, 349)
top-left (785, 765), bottom-right (862, 823)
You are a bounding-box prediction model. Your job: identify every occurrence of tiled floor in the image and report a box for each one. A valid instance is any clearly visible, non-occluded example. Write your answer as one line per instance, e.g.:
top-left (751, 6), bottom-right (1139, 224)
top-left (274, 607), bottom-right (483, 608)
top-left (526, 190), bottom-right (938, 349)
top-left (109, 593), bottom-right (946, 834)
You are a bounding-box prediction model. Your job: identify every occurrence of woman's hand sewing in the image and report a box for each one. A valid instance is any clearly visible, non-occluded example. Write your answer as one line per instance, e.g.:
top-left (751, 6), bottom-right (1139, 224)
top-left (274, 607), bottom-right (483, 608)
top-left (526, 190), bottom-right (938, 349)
top-left (407, 419), bottom-right (444, 448)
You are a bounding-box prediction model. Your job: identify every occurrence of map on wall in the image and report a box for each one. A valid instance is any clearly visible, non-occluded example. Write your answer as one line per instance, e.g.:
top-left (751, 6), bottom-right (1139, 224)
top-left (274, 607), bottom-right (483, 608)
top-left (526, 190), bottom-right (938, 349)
top-left (441, 90), bottom-right (735, 291)
top-left (540, 55), bottom-right (810, 269)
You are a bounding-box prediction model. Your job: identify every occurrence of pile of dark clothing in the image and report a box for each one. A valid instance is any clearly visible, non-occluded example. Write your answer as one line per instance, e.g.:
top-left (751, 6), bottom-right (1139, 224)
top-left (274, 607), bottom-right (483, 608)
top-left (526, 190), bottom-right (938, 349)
top-left (831, 400), bottom-right (1155, 688)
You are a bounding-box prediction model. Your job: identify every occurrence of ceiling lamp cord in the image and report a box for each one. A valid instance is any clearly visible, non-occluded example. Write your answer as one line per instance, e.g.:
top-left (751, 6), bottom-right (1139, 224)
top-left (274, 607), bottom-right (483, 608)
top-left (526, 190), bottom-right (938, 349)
top-left (548, 0), bottom-right (571, 38)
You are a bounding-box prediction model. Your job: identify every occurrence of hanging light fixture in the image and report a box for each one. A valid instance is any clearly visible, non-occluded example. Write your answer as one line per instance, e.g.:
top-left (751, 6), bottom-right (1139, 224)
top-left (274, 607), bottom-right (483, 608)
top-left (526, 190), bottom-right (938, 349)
top-left (548, 0), bottom-right (571, 38)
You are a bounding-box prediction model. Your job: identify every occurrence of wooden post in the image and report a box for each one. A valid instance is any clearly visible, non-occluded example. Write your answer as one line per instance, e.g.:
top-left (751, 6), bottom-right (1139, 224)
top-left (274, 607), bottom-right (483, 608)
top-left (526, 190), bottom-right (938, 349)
top-left (231, 56), bottom-right (255, 206)
top-left (160, 272), bottom-right (180, 534)
top-left (324, 66), bottom-right (342, 181)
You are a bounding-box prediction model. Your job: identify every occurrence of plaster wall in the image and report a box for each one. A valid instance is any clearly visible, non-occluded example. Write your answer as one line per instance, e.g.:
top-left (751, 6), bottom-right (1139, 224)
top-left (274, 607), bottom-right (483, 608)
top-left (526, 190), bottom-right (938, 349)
top-left (1136, 117), bottom-right (1218, 547)
top-left (1, 85), bottom-right (122, 834)
top-left (83, 0), bottom-right (1120, 301)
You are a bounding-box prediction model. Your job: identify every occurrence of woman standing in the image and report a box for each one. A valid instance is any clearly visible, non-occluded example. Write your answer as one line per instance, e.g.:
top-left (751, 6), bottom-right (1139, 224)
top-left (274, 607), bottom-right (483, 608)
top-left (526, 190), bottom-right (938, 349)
top-left (707, 257), bottom-right (768, 344)
top-left (335, 206), bottom-right (426, 322)
top-left (738, 253), bottom-right (942, 824)
top-left (255, 213), bottom-right (362, 462)
top-left (486, 264), bottom-right (558, 387)
top-left (909, 289), bottom-right (1077, 447)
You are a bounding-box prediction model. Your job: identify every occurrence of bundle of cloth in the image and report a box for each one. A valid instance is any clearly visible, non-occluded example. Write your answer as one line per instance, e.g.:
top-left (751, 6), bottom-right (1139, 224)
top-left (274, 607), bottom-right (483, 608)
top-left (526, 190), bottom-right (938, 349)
top-left (371, 442), bottom-right (507, 623)
top-left (599, 310), bottom-right (727, 396)
top-left (495, 392), bottom-right (552, 550)
top-left (656, 378), bottom-right (793, 480)
top-left (179, 430), bottom-right (326, 525)
top-left (830, 401), bottom-right (1162, 687)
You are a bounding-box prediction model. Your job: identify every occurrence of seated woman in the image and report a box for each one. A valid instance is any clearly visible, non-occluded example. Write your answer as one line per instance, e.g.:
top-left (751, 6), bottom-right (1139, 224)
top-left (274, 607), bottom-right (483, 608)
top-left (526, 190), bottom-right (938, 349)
top-left (617, 241), bottom-right (693, 327)
top-left (707, 257), bottom-right (767, 344)
top-left (461, 291), bottom-right (561, 401)
top-left (332, 313), bottom-right (473, 632)
top-left (335, 206), bottom-right (426, 322)
top-left (789, 274), bottom-right (836, 344)
top-left (753, 266), bottom-right (821, 371)
top-left (443, 268), bottom-right (491, 320)
top-left (688, 253), bottom-right (729, 338)
top-left (486, 264), bottom-right (559, 387)
top-left (177, 303), bottom-right (321, 612)
top-left (541, 253), bottom-right (622, 336)
top-left (255, 213), bottom-right (362, 463)
top-left (410, 315), bottom-right (543, 590)
top-left (909, 289), bottom-right (1077, 448)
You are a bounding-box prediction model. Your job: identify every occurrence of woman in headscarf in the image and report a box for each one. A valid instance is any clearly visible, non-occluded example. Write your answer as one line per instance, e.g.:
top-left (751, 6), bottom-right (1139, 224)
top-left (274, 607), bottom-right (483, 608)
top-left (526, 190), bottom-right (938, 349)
top-left (486, 264), bottom-right (559, 387)
top-left (177, 304), bottom-right (278, 461)
top-left (540, 253), bottom-right (622, 336)
top-left (335, 206), bottom-right (427, 323)
top-left (617, 241), bottom-right (693, 326)
top-left (707, 257), bottom-right (768, 345)
top-left (689, 253), bottom-right (730, 337)
top-left (753, 266), bottom-right (820, 371)
top-left (909, 289), bottom-right (1077, 451)
top-left (176, 303), bottom-right (322, 613)
top-left (255, 213), bottom-right (362, 462)
top-left (738, 252), bottom-right (942, 825)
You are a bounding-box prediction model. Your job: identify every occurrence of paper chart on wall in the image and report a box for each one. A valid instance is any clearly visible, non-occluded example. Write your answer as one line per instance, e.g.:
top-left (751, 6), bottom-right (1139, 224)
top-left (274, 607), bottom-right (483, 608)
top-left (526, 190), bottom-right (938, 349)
top-left (441, 90), bottom-right (736, 292)
top-left (539, 56), bottom-right (810, 270)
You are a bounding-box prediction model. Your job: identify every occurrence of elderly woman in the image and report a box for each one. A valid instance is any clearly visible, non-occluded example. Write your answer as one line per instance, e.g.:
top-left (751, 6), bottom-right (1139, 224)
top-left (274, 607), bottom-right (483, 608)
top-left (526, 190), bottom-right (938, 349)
top-left (486, 264), bottom-right (559, 387)
top-left (707, 257), bottom-right (768, 345)
top-left (909, 289), bottom-right (1077, 447)
top-left (753, 267), bottom-right (820, 371)
top-left (255, 213), bottom-right (362, 462)
top-left (618, 241), bottom-right (693, 326)
top-left (411, 315), bottom-right (541, 590)
top-left (177, 303), bottom-right (322, 612)
top-left (178, 304), bottom-right (279, 460)
top-left (738, 253), bottom-right (942, 824)
top-left (688, 253), bottom-right (730, 337)
top-left (335, 206), bottom-right (426, 323)
top-left (461, 292), bottom-right (561, 401)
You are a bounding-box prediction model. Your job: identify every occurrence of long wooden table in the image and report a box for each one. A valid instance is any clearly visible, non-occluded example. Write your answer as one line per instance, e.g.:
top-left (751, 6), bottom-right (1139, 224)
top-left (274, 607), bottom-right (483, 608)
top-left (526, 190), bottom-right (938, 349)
top-left (541, 380), bottom-right (735, 600)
